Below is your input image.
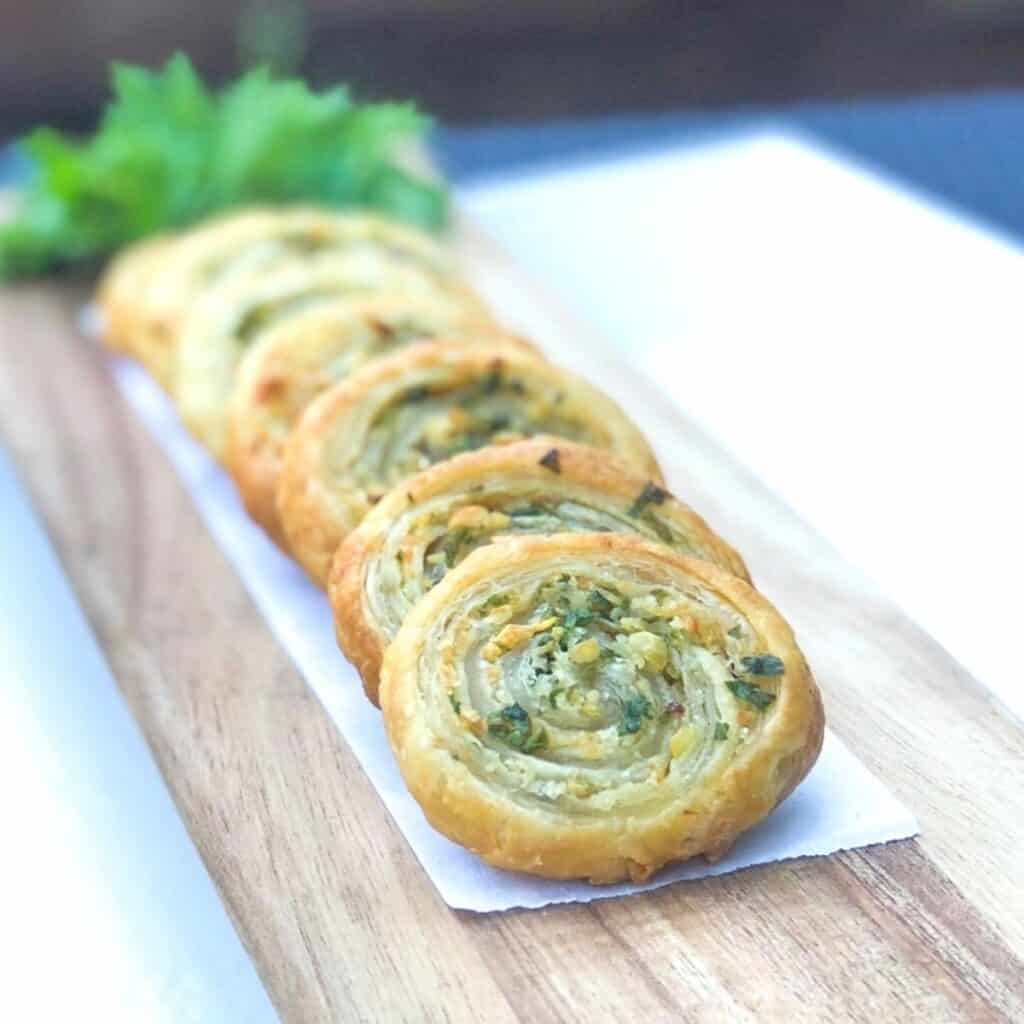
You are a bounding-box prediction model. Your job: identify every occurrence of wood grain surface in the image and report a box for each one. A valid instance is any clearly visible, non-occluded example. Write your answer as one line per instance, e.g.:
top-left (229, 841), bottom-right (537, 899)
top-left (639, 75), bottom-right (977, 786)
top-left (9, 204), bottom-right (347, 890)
top-left (0, 223), bottom-right (1022, 1022)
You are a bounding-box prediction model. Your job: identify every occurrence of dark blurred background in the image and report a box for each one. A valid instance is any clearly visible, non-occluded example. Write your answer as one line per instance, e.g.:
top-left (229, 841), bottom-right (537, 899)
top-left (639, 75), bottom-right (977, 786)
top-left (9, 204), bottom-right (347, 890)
top-left (5, 0), bottom-right (1024, 133)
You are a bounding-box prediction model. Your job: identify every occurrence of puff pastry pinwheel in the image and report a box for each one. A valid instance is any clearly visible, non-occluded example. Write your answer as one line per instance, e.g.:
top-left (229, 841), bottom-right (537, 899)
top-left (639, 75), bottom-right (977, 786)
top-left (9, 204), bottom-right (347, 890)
top-left (114, 205), bottom-right (461, 389)
top-left (277, 339), bottom-right (662, 584)
top-left (225, 291), bottom-right (499, 543)
top-left (97, 233), bottom-right (176, 360)
top-left (329, 438), bottom-right (749, 702)
top-left (174, 250), bottom-right (485, 456)
top-left (381, 532), bottom-right (824, 883)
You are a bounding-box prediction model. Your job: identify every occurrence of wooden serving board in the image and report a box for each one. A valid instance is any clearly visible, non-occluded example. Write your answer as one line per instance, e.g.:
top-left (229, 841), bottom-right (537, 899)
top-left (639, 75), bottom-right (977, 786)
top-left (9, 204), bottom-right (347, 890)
top-left (1, 220), bottom-right (1022, 1022)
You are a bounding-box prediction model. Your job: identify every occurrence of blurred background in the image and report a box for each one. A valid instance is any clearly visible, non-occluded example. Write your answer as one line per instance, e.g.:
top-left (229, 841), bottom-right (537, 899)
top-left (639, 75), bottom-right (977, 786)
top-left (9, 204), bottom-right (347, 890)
top-left (4, 0), bottom-right (1024, 133)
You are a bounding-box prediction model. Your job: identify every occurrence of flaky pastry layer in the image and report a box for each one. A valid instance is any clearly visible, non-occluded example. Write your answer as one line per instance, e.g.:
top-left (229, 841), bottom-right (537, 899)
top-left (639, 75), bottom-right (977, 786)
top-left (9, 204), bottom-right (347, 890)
top-left (382, 533), bottom-right (823, 883)
top-left (107, 205), bottom-right (468, 400)
top-left (278, 340), bottom-right (663, 583)
top-left (97, 233), bottom-right (177, 373)
top-left (330, 439), bottom-right (748, 702)
top-left (225, 290), bottom-right (500, 544)
top-left (174, 249), bottom-right (485, 456)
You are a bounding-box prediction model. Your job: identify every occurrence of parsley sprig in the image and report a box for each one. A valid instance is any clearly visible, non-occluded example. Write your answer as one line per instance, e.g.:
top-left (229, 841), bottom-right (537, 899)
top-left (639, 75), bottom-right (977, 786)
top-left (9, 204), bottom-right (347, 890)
top-left (0, 54), bottom-right (447, 278)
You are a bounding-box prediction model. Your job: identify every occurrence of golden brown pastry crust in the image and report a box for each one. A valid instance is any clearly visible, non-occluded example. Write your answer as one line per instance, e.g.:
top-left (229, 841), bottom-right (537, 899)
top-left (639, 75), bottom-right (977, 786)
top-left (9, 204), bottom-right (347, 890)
top-left (277, 339), bottom-right (663, 584)
top-left (115, 209), bottom-right (288, 386)
top-left (224, 291), bottom-right (500, 545)
top-left (96, 234), bottom-right (176, 367)
top-left (120, 205), bottom-right (466, 394)
top-left (329, 439), bottom-right (749, 703)
top-left (381, 532), bottom-right (824, 884)
top-left (172, 248), bottom-right (486, 457)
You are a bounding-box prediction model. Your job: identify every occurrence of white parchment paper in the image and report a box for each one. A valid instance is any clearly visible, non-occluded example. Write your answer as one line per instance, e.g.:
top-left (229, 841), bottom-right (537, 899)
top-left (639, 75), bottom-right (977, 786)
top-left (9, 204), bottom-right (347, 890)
top-left (109, 358), bottom-right (918, 912)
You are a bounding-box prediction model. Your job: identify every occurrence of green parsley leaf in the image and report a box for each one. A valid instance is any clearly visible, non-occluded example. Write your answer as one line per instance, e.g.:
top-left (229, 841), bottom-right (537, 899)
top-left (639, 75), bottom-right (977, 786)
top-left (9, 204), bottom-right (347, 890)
top-left (522, 727), bottom-right (548, 754)
top-left (0, 53), bottom-right (447, 279)
top-left (618, 695), bottom-right (653, 735)
top-left (741, 654), bottom-right (785, 675)
top-left (487, 703), bottom-right (545, 752)
top-left (727, 678), bottom-right (777, 709)
top-left (714, 721), bottom-right (730, 741)
top-left (563, 608), bottom-right (594, 630)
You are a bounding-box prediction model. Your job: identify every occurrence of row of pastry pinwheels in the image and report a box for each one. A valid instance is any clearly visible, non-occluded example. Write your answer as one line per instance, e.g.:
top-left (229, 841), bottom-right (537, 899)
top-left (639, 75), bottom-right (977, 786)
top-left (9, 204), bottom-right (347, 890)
top-left (99, 205), bottom-right (823, 884)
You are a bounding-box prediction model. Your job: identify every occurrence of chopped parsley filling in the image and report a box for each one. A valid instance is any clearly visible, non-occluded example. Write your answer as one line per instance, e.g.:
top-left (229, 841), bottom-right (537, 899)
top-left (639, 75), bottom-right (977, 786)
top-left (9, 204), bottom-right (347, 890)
top-left (727, 677), bottom-right (777, 709)
top-left (618, 695), bottom-right (653, 735)
top-left (741, 654), bottom-right (785, 675)
top-left (487, 703), bottom-right (547, 752)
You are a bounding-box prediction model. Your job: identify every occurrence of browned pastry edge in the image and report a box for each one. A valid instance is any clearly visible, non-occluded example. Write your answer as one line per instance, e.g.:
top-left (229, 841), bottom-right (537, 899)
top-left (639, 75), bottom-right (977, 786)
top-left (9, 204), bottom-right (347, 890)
top-left (277, 338), bottom-right (662, 584)
top-left (381, 532), bottom-right (825, 884)
top-left (329, 438), bottom-right (748, 703)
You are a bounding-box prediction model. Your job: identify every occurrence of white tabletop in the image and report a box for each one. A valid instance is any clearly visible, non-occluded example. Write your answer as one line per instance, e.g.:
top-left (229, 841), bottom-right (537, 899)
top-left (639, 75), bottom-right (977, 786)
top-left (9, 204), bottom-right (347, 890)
top-left (461, 130), bottom-right (1024, 721)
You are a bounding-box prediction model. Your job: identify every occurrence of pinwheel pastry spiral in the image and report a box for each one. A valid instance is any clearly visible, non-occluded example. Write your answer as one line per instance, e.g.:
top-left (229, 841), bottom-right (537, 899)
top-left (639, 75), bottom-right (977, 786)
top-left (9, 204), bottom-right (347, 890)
top-left (97, 233), bottom-right (176, 360)
top-left (225, 291), bottom-right (499, 543)
top-left (330, 439), bottom-right (749, 702)
top-left (174, 251), bottom-right (486, 456)
top-left (277, 339), bottom-right (663, 583)
top-left (106, 205), bottom-right (460, 389)
top-left (381, 533), bottom-right (824, 883)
